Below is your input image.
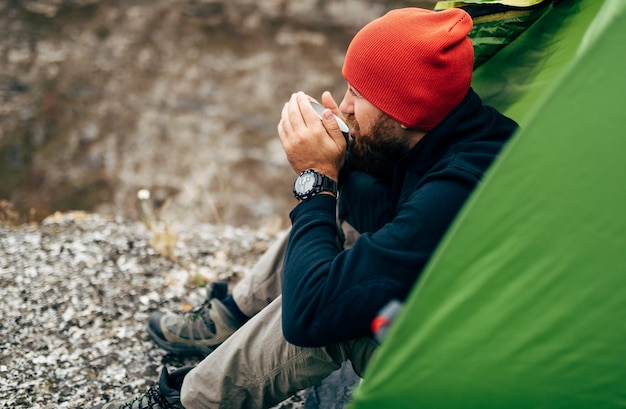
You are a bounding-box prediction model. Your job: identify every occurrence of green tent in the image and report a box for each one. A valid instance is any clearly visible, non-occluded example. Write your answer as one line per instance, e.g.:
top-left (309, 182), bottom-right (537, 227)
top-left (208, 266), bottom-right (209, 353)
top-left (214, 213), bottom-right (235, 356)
top-left (349, 0), bottom-right (626, 407)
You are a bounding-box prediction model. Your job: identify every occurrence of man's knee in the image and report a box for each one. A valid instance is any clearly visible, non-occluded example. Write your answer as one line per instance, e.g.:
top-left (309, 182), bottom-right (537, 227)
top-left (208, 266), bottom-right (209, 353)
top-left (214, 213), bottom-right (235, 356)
top-left (325, 336), bottom-right (378, 378)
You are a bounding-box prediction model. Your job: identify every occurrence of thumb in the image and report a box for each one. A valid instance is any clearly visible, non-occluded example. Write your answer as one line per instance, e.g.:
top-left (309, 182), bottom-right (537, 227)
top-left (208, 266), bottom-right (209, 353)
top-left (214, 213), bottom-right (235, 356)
top-left (322, 109), bottom-right (347, 149)
top-left (321, 91), bottom-right (342, 118)
top-left (323, 109), bottom-right (340, 132)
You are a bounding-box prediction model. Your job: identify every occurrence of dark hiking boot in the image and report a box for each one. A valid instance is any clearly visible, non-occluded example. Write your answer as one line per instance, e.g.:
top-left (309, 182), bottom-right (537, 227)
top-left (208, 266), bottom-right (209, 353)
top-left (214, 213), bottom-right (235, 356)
top-left (91, 366), bottom-right (193, 409)
top-left (147, 282), bottom-right (241, 356)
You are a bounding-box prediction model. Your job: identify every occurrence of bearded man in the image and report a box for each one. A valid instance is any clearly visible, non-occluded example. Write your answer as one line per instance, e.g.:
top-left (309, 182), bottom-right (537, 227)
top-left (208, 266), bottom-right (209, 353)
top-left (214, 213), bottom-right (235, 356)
top-left (93, 7), bottom-right (518, 409)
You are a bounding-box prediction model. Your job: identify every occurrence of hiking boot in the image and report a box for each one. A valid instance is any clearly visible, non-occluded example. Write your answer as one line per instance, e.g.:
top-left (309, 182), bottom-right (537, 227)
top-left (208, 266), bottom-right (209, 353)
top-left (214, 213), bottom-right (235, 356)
top-left (147, 282), bottom-right (241, 356)
top-left (91, 366), bottom-right (193, 409)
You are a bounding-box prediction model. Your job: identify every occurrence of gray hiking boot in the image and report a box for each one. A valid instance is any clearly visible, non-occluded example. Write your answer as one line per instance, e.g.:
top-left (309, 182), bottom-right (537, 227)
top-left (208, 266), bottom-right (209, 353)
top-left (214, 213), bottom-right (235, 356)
top-left (147, 282), bottom-right (241, 356)
top-left (91, 366), bottom-right (192, 409)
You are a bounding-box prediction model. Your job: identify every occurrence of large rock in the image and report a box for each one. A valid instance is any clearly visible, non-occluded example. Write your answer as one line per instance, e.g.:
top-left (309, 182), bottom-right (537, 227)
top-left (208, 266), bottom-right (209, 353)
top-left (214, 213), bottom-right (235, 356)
top-left (0, 0), bottom-right (435, 230)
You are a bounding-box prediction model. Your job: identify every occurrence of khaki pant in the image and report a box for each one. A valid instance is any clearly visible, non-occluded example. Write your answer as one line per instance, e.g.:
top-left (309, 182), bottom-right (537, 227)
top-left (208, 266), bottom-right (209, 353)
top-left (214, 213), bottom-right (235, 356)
top-left (180, 226), bottom-right (378, 409)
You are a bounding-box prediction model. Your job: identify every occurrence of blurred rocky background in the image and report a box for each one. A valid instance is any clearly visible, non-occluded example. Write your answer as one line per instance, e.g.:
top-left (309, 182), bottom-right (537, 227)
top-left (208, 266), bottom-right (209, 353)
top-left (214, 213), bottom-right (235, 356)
top-left (1, 0), bottom-right (435, 232)
top-left (1, 1), bottom-right (437, 407)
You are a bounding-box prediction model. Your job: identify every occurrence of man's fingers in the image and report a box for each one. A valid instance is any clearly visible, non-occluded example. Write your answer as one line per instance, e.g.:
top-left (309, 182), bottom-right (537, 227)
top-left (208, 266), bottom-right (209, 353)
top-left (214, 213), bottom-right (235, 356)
top-left (280, 91), bottom-right (341, 145)
top-left (278, 103), bottom-right (290, 141)
top-left (322, 110), bottom-right (340, 132)
top-left (294, 91), bottom-right (322, 129)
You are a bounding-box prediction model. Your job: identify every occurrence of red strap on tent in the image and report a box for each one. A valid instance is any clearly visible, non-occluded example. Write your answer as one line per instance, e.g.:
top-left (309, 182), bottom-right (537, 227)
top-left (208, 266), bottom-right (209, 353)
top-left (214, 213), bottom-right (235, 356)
top-left (371, 300), bottom-right (403, 343)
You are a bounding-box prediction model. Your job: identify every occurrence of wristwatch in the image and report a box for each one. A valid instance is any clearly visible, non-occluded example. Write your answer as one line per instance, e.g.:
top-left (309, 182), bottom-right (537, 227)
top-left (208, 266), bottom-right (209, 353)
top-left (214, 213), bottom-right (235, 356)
top-left (293, 169), bottom-right (338, 201)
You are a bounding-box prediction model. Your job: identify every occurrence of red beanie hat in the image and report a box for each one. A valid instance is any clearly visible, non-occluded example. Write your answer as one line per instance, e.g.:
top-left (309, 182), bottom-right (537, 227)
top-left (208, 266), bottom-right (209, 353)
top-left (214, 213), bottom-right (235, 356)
top-left (342, 8), bottom-right (474, 130)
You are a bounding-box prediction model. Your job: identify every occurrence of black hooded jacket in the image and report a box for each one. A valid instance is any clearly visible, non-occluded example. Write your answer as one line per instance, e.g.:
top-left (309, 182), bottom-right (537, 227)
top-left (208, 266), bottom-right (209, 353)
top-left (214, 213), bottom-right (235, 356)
top-left (281, 89), bottom-right (518, 347)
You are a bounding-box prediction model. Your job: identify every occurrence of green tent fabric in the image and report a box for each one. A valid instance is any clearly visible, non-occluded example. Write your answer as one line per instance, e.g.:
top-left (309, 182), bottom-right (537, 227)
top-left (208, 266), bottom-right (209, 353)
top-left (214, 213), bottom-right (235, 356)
top-left (349, 0), bottom-right (626, 408)
top-left (436, 0), bottom-right (554, 68)
top-left (471, 0), bottom-right (606, 124)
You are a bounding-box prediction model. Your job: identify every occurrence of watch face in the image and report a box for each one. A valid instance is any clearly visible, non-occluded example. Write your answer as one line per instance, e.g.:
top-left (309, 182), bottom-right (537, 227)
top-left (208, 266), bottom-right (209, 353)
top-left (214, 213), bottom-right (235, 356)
top-left (295, 172), bottom-right (316, 194)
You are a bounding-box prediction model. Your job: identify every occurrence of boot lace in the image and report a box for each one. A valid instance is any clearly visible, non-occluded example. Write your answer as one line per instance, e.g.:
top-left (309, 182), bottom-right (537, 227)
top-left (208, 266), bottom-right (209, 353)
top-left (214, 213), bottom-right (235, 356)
top-left (119, 387), bottom-right (177, 409)
top-left (181, 300), bottom-right (212, 323)
top-left (180, 282), bottom-right (225, 323)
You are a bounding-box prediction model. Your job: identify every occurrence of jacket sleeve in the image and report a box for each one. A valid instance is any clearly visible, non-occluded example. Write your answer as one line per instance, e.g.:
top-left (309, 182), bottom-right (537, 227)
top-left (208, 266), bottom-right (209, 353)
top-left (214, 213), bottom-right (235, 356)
top-left (281, 169), bottom-right (477, 347)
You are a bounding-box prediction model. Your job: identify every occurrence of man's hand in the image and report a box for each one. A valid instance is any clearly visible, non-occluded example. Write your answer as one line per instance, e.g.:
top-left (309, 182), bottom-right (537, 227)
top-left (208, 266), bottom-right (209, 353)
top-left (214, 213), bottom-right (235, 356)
top-left (278, 91), bottom-right (347, 181)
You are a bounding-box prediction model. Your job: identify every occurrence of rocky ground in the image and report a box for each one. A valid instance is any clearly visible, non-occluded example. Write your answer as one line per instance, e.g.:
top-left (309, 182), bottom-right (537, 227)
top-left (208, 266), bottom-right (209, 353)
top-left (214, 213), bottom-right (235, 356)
top-left (0, 212), bottom-right (316, 408)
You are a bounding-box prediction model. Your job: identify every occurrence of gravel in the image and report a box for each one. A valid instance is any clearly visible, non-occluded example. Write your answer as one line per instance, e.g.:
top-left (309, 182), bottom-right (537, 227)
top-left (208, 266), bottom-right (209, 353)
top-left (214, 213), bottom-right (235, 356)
top-left (0, 212), bottom-right (314, 408)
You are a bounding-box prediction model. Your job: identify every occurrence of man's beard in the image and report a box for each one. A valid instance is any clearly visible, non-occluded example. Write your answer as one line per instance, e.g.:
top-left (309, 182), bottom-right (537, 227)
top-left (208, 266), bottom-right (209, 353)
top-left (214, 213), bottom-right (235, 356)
top-left (348, 113), bottom-right (411, 179)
